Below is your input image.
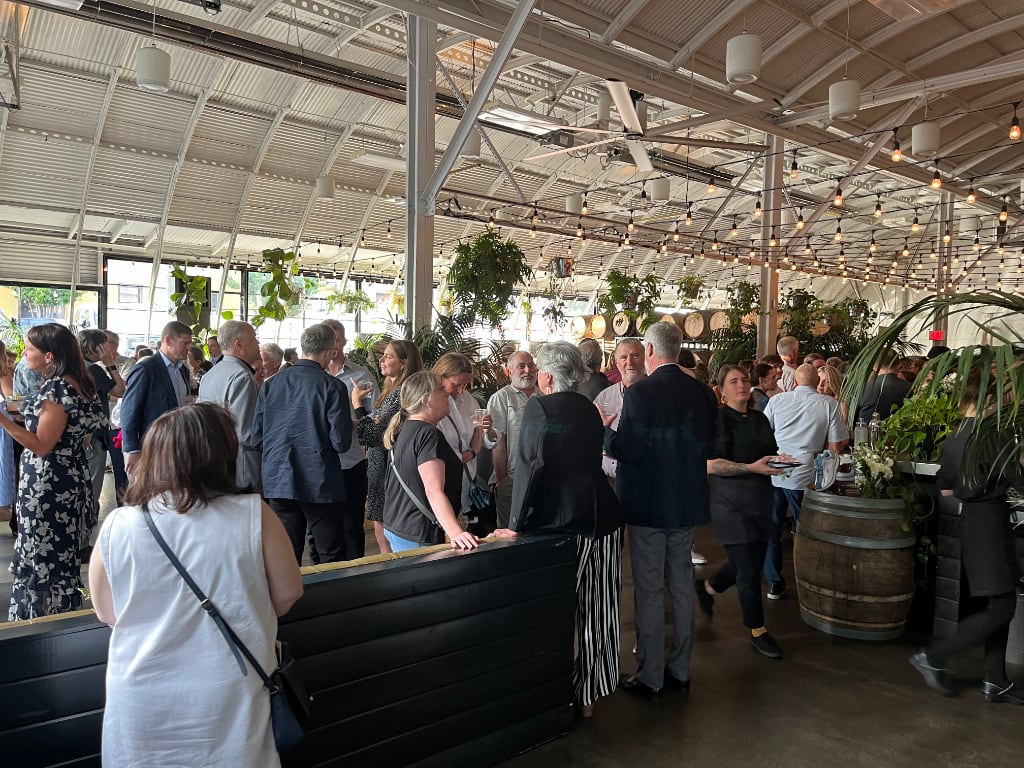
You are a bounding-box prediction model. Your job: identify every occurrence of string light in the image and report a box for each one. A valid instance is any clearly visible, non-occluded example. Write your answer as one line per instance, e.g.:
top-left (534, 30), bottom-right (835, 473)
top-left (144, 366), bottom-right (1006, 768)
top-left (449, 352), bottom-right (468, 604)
top-left (712, 232), bottom-right (719, 251)
top-left (685, 203), bottom-right (693, 226)
top-left (911, 209), bottom-right (920, 232)
top-left (576, 217), bottom-right (583, 238)
top-left (931, 165), bottom-right (942, 190)
top-left (754, 196), bottom-right (762, 218)
top-left (769, 226), bottom-right (778, 248)
top-left (487, 210), bottom-right (496, 231)
top-left (891, 128), bottom-right (902, 162)
top-left (834, 217), bottom-right (842, 242)
top-left (973, 231), bottom-right (981, 251)
top-left (627, 210), bottom-right (635, 232)
top-left (731, 217), bottom-right (738, 237)
top-left (874, 194), bottom-right (882, 218)
top-left (1011, 101), bottom-right (1022, 141)
top-left (581, 194), bottom-right (589, 215)
top-left (531, 202), bottom-right (539, 224)
top-left (943, 228), bottom-right (952, 244)
top-left (673, 221), bottom-right (681, 242)
top-left (869, 231), bottom-right (877, 253)
top-left (386, 220), bottom-right (392, 239)
top-left (789, 149), bottom-right (799, 180)
top-left (833, 182), bottom-right (843, 207)
top-left (707, 174), bottom-right (717, 195)
top-left (902, 238), bottom-right (910, 257)
top-left (1000, 197), bottom-right (1009, 222)
top-left (966, 182), bottom-right (976, 206)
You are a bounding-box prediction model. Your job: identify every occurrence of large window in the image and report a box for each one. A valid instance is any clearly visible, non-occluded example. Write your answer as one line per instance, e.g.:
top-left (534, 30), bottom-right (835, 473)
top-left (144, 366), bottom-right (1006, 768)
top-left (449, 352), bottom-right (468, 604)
top-left (0, 284), bottom-right (100, 335)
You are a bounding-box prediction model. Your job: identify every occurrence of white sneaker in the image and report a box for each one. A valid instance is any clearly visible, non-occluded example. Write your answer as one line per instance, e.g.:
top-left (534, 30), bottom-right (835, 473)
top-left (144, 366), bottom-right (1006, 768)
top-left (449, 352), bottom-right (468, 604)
top-left (691, 547), bottom-right (707, 565)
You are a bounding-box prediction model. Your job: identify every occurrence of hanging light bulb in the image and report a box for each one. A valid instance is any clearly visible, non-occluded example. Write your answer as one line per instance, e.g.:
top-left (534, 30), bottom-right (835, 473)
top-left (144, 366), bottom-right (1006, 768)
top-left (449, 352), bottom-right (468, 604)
top-left (685, 203), bottom-right (693, 226)
top-left (804, 239), bottom-right (812, 256)
top-left (891, 128), bottom-right (902, 162)
top-left (973, 232), bottom-right (981, 251)
top-left (707, 174), bottom-right (717, 195)
top-left (795, 209), bottom-right (805, 230)
top-left (869, 232), bottom-right (877, 253)
top-left (966, 182), bottom-right (977, 206)
top-left (911, 209), bottom-right (920, 232)
top-left (1011, 102), bottom-right (1021, 141)
top-left (487, 210), bottom-right (496, 231)
top-left (531, 203), bottom-right (539, 224)
top-left (660, 239), bottom-right (668, 254)
top-left (640, 181), bottom-right (648, 201)
top-left (931, 166), bottom-right (942, 190)
top-left (730, 217), bottom-right (738, 237)
top-left (754, 196), bottom-right (762, 218)
top-left (1000, 197), bottom-right (1009, 222)
top-left (581, 194), bottom-right (589, 215)
top-left (999, 241), bottom-right (1006, 255)
top-left (903, 238), bottom-right (910, 257)
top-left (834, 217), bottom-right (842, 242)
top-left (749, 240), bottom-right (756, 258)
top-left (627, 210), bottom-right (635, 232)
top-left (530, 223), bottom-right (537, 238)
top-left (769, 226), bottom-right (778, 247)
top-left (790, 149), bottom-right (799, 180)
top-left (623, 232), bottom-right (631, 246)
top-left (576, 217), bottom-right (583, 238)
top-left (943, 228), bottom-right (952, 244)
top-left (673, 221), bottom-right (681, 242)
top-left (833, 183), bottom-right (843, 207)
top-left (874, 194), bottom-right (883, 218)
top-left (711, 232), bottom-right (720, 250)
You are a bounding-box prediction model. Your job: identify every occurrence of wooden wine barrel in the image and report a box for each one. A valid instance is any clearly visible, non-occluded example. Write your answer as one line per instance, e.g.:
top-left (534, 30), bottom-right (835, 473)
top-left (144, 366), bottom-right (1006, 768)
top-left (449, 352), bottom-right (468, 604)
top-left (612, 311), bottom-right (632, 336)
top-left (793, 490), bottom-right (915, 641)
top-left (589, 314), bottom-right (607, 338)
top-left (569, 316), bottom-right (588, 337)
top-left (707, 310), bottom-right (729, 332)
top-left (682, 311), bottom-right (705, 339)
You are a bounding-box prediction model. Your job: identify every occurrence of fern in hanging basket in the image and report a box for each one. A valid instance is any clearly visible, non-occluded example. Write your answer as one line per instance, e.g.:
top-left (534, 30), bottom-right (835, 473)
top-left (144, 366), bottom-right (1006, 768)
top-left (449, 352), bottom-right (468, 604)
top-left (448, 231), bottom-right (532, 328)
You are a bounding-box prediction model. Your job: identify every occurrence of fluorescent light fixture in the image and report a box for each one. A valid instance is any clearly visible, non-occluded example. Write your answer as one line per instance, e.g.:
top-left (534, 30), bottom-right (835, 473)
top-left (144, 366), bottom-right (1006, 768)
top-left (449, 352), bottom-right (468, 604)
top-left (478, 102), bottom-right (563, 136)
top-left (35, 0), bottom-right (85, 9)
top-left (350, 151), bottom-right (407, 171)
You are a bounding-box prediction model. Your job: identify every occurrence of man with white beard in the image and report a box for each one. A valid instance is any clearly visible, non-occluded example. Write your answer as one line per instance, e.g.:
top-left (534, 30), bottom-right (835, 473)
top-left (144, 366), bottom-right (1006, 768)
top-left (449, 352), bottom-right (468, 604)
top-left (487, 350), bottom-right (538, 528)
top-left (594, 339), bottom-right (646, 482)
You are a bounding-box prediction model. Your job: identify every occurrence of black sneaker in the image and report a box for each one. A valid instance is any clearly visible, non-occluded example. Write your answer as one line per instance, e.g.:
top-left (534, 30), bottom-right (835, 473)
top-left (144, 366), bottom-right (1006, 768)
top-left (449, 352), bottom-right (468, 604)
top-left (750, 632), bottom-right (783, 659)
top-left (694, 579), bottom-right (715, 618)
top-left (766, 581), bottom-right (787, 600)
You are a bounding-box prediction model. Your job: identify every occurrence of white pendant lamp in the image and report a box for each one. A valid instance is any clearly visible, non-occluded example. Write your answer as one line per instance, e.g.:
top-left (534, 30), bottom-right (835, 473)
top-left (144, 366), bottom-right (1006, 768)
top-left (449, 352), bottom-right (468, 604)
top-left (828, 78), bottom-right (861, 121)
top-left (136, 44), bottom-right (171, 93)
top-left (460, 129), bottom-right (481, 160)
top-left (566, 194), bottom-right (583, 215)
top-left (726, 34), bottom-right (762, 85)
top-left (315, 176), bottom-right (334, 199)
top-left (649, 177), bottom-right (670, 202)
top-left (912, 122), bottom-right (940, 158)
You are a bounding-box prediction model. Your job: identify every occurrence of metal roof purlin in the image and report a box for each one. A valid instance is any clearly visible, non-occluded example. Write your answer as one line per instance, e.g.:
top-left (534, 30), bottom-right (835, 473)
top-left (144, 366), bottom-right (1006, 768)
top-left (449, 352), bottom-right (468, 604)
top-left (665, 0), bottom-right (753, 71)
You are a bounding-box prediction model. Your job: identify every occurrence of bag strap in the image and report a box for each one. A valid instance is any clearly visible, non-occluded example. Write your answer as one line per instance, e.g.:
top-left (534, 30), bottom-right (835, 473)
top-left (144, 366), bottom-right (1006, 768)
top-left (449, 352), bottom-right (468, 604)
top-left (141, 503), bottom-right (276, 690)
top-left (446, 413), bottom-right (477, 488)
top-left (388, 448), bottom-right (439, 525)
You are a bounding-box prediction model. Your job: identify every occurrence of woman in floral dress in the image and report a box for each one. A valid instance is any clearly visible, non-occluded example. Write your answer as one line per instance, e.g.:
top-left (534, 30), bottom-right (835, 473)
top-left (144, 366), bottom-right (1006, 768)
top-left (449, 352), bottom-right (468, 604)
top-left (351, 340), bottom-right (423, 555)
top-left (0, 323), bottom-right (105, 621)
top-left (0, 341), bottom-right (14, 522)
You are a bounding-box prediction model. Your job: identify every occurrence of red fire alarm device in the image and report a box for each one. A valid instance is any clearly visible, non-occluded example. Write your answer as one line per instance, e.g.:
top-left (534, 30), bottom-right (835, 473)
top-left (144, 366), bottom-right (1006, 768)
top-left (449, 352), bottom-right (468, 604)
top-left (929, 329), bottom-right (945, 341)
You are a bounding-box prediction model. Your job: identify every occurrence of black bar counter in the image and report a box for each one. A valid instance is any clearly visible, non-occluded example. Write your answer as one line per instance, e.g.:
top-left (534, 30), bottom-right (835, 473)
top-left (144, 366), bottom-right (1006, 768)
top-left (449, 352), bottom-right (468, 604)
top-left (0, 535), bottom-right (577, 767)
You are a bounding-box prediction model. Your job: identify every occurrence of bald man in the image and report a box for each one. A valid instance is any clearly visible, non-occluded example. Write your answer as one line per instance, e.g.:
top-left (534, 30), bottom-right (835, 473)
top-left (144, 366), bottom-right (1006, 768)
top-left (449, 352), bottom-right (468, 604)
top-left (762, 364), bottom-right (849, 599)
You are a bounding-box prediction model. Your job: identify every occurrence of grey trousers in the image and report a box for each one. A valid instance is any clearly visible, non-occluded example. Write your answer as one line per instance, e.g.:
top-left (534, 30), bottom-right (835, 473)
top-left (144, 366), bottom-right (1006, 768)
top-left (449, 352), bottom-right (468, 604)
top-left (628, 524), bottom-right (696, 689)
top-left (494, 475), bottom-right (515, 528)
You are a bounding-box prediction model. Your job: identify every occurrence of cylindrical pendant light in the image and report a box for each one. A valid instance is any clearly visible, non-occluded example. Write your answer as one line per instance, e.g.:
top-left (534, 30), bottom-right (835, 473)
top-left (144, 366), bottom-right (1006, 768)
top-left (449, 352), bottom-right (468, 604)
top-left (315, 176), bottom-right (334, 199)
top-left (828, 78), bottom-right (860, 121)
top-left (912, 122), bottom-right (940, 157)
top-left (597, 92), bottom-right (611, 125)
top-left (649, 177), bottom-right (670, 201)
top-left (136, 44), bottom-right (171, 93)
top-left (726, 34), bottom-right (762, 85)
top-left (460, 129), bottom-right (481, 159)
top-left (566, 194), bottom-right (583, 215)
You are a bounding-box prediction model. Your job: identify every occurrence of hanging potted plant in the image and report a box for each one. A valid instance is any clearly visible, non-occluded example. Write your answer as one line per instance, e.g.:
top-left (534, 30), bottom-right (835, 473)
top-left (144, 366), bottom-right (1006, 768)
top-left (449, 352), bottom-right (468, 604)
top-left (250, 248), bottom-right (305, 328)
top-left (708, 280), bottom-right (760, 372)
top-left (542, 299), bottom-right (568, 332)
top-left (596, 268), bottom-right (661, 332)
top-left (448, 231), bottom-right (532, 328)
top-left (326, 287), bottom-right (374, 315)
top-left (676, 273), bottom-right (705, 306)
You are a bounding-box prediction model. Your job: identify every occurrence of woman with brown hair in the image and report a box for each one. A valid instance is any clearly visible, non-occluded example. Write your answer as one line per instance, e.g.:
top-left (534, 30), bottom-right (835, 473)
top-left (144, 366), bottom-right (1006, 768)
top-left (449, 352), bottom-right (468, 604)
top-left (0, 340), bottom-right (14, 522)
top-left (351, 339), bottom-right (424, 553)
top-left (88, 402), bottom-right (302, 765)
top-left (382, 371), bottom-right (478, 552)
top-left (0, 323), bottom-right (105, 620)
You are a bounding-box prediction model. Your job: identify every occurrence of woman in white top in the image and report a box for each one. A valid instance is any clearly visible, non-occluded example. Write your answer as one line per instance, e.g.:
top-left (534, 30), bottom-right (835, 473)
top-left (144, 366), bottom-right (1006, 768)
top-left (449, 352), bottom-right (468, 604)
top-left (432, 353), bottom-right (496, 515)
top-left (89, 402), bottom-right (303, 768)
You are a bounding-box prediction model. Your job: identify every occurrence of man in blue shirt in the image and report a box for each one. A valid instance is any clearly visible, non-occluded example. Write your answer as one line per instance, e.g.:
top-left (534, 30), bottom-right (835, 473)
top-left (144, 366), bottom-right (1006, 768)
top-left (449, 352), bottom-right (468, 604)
top-left (13, 356), bottom-right (42, 398)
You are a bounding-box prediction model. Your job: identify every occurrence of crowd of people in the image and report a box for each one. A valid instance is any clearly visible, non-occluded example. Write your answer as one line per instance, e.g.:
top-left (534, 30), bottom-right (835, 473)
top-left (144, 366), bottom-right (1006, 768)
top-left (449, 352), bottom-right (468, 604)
top-left (0, 313), bottom-right (1020, 764)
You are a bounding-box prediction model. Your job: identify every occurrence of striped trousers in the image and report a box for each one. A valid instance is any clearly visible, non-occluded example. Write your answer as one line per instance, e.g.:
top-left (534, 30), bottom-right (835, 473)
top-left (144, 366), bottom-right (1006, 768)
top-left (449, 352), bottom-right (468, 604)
top-left (574, 527), bottom-right (624, 708)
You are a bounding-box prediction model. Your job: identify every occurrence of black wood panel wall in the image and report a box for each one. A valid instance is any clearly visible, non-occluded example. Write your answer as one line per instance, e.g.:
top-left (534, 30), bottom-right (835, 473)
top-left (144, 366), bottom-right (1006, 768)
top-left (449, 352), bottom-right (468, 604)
top-left (0, 535), bottom-right (577, 768)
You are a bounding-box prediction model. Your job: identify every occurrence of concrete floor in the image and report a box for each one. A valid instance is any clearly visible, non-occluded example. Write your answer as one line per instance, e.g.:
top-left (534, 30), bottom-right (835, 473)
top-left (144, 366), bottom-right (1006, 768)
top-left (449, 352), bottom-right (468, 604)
top-left (3, 484), bottom-right (1022, 767)
top-left (509, 528), bottom-right (1024, 768)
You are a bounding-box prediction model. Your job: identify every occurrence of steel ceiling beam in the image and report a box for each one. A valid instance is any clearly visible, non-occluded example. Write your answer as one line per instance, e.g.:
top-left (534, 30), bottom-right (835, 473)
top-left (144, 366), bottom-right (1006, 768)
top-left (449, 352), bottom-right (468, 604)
top-left (665, 0), bottom-right (753, 70)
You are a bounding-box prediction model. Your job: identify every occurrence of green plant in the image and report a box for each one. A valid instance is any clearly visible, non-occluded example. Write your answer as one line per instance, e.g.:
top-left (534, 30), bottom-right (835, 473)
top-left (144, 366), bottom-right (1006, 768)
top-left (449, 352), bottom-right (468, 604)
top-left (596, 269), bottom-right (661, 330)
top-left (0, 315), bottom-right (24, 356)
top-left (845, 290), bottom-right (1024, 486)
top-left (326, 287), bottom-right (374, 315)
top-left (251, 248), bottom-right (304, 328)
top-left (708, 280), bottom-right (760, 373)
top-left (448, 231), bottom-right (532, 328)
top-left (779, 287), bottom-right (823, 342)
top-left (542, 300), bottom-right (567, 330)
top-left (169, 265), bottom-right (210, 336)
top-left (676, 274), bottom-right (704, 306)
top-left (880, 388), bottom-right (962, 462)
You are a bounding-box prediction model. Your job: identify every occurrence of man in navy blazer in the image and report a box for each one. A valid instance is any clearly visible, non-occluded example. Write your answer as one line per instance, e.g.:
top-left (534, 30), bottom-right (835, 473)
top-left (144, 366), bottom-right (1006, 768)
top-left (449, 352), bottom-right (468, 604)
top-left (603, 321), bottom-right (718, 697)
top-left (252, 323), bottom-right (352, 564)
top-left (120, 320), bottom-right (193, 475)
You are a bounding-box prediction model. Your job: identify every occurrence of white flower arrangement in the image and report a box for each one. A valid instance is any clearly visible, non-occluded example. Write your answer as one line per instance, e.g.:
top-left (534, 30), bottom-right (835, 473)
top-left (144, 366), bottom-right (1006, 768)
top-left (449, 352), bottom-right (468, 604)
top-left (853, 443), bottom-right (896, 498)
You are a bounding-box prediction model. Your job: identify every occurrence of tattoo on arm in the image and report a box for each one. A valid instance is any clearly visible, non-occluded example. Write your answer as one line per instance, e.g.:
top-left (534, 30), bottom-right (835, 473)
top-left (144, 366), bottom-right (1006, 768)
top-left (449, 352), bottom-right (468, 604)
top-left (710, 458), bottom-right (747, 476)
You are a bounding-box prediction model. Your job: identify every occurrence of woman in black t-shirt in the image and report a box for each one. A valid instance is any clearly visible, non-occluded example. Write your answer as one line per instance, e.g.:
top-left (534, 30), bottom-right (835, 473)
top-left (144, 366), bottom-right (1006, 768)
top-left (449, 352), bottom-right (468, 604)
top-left (700, 365), bottom-right (790, 660)
top-left (382, 371), bottom-right (479, 552)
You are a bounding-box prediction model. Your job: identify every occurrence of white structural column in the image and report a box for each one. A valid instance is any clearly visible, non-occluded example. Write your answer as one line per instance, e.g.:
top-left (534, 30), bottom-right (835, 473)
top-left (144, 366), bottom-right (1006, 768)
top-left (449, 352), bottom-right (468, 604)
top-left (406, 15), bottom-right (437, 331)
top-left (757, 134), bottom-right (784, 359)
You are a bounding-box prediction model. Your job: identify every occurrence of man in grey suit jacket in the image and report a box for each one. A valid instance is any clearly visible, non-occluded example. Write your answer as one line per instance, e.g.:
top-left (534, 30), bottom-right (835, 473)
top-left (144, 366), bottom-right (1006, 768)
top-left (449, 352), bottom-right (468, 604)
top-left (198, 320), bottom-right (262, 493)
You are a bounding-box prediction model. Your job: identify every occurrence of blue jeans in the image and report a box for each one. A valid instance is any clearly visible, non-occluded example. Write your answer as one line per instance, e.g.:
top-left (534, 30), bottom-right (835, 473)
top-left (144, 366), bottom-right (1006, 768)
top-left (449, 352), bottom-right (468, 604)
top-left (763, 488), bottom-right (804, 585)
top-left (384, 528), bottom-right (427, 552)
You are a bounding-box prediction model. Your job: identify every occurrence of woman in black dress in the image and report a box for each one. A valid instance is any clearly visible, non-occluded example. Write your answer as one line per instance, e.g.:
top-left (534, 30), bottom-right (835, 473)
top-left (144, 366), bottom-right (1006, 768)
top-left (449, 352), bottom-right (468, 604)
top-left (698, 364), bottom-right (789, 659)
top-left (351, 340), bottom-right (423, 554)
top-left (910, 366), bottom-right (1023, 704)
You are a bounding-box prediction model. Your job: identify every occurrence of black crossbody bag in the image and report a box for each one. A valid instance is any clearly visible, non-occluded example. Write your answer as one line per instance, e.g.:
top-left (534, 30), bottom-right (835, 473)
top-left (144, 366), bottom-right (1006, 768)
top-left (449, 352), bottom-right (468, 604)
top-left (142, 503), bottom-right (312, 752)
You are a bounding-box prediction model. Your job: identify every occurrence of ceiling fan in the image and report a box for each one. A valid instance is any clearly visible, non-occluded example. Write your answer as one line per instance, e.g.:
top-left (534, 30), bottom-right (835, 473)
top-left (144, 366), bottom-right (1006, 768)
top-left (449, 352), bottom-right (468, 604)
top-left (525, 80), bottom-right (766, 172)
